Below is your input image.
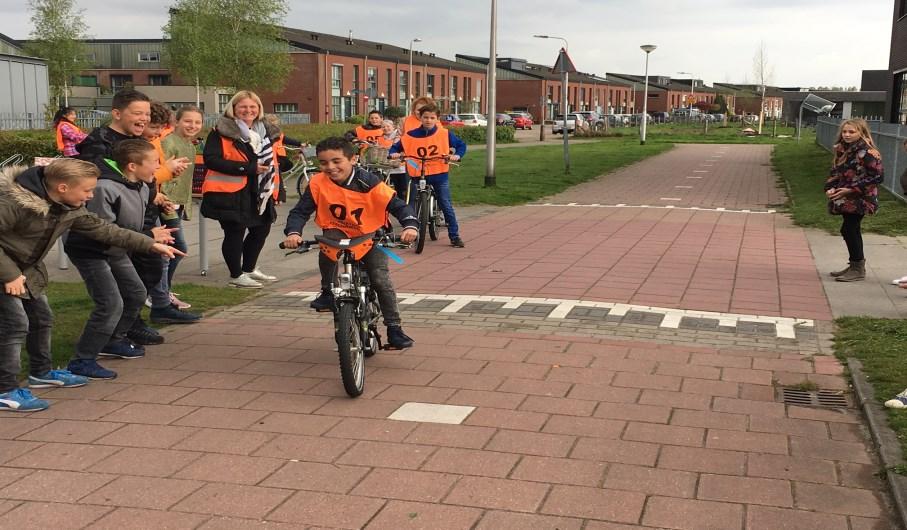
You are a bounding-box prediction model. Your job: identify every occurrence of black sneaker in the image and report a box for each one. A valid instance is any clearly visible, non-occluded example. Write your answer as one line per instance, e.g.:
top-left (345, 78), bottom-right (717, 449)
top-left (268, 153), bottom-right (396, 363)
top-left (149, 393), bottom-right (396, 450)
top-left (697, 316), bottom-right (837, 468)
top-left (310, 290), bottom-right (334, 312)
top-left (150, 304), bottom-right (202, 324)
top-left (127, 324), bottom-right (164, 345)
top-left (450, 237), bottom-right (465, 248)
top-left (386, 326), bottom-right (414, 349)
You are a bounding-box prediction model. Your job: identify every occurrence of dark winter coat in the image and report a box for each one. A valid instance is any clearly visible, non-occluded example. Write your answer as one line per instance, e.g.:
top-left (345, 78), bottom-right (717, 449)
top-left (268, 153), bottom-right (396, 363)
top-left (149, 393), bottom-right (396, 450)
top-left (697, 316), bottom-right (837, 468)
top-left (825, 138), bottom-right (883, 216)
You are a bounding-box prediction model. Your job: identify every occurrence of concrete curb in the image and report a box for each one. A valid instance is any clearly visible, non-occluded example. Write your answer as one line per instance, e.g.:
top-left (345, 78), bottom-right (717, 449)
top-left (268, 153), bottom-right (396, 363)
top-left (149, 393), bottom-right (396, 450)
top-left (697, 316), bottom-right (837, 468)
top-left (847, 357), bottom-right (907, 529)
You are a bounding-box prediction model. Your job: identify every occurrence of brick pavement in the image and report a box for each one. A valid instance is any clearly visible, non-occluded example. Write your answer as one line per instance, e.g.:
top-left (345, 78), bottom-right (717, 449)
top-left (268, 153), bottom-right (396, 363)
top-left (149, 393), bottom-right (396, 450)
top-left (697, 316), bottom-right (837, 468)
top-left (1, 143), bottom-right (894, 528)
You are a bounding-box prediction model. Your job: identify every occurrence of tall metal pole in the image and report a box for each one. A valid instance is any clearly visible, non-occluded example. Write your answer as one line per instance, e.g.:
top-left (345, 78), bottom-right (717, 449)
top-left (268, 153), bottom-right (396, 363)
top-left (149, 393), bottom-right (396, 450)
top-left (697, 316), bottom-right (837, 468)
top-left (640, 45), bottom-right (656, 145)
top-left (563, 65), bottom-right (569, 173)
top-left (407, 38), bottom-right (421, 113)
top-left (484, 0), bottom-right (497, 187)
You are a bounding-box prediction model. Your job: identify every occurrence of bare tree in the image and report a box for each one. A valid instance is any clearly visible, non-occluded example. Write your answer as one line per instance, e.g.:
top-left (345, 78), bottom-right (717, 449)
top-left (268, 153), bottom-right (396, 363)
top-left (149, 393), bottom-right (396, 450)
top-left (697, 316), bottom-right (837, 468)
top-left (752, 41), bottom-right (774, 135)
top-left (25, 0), bottom-right (89, 107)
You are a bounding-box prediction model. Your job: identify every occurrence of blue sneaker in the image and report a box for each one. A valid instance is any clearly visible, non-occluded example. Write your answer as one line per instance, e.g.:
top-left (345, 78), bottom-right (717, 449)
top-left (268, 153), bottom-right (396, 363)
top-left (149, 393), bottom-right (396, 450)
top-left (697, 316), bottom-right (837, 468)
top-left (99, 339), bottom-right (145, 359)
top-left (0, 388), bottom-right (50, 412)
top-left (28, 369), bottom-right (89, 389)
top-left (66, 359), bottom-right (117, 380)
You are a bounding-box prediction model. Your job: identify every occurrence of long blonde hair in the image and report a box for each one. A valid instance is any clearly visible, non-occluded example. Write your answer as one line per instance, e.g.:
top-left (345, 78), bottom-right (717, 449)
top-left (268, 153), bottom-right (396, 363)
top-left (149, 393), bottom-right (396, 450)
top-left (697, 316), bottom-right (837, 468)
top-left (223, 90), bottom-right (264, 120)
top-left (834, 118), bottom-right (875, 148)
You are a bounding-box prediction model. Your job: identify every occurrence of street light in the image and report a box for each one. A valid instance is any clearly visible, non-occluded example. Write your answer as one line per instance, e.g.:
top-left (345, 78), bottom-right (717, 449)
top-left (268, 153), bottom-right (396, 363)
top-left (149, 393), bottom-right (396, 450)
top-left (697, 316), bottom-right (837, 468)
top-left (534, 34), bottom-right (570, 172)
top-left (640, 44), bottom-right (657, 145)
top-left (408, 37), bottom-right (422, 113)
top-left (677, 70), bottom-right (695, 114)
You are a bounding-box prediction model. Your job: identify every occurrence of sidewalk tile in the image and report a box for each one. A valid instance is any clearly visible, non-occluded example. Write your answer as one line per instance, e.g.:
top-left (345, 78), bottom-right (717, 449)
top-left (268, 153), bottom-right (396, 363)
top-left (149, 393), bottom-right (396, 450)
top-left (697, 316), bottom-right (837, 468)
top-left (787, 406), bottom-right (860, 424)
top-left (238, 375), bottom-right (322, 394)
top-left (571, 437), bottom-right (659, 466)
top-left (463, 347), bottom-right (528, 363)
top-left (173, 428), bottom-right (274, 455)
top-left (542, 415), bottom-right (625, 439)
top-left (260, 460), bottom-right (368, 493)
top-left (540, 484), bottom-right (645, 523)
top-left (638, 389), bottom-right (712, 410)
top-left (248, 412), bottom-right (341, 436)
top-left (712, 397), bottom-right (785, 417)
top-left (511, 456), bottom-right (607, 486)
top-left (171, 483), bottom-right (292, 519)
top-left (464, 407), bottom-right (548, 431)
top-left (173, 407), bottom-right (270, 430)
top-left (480, 361), bottom-right (551, 380)
top-left (624, 422), bottom-right (704, 447)
top-left (612, 372), bottom-right (682, 391)
top-left (794, 482), bottom-right (887, 518)
top-left (657, 445), bottom-right (745, 475)
top-left (0, 418), bottom-right (51, 439)
top-left (416, 357), bottom-right (487, 375)
top-left (567, 384), bottom-right (640, 404)
top-left (745, 505), bottom-right (848, 530)
top-left (90, 507), bottom-right (209, 530)
top-left (336, 440), bottom-right (434, 469)
top-left (174, 453), bottom-right (285, 485)
top-left (447, 389), bottom-right (526, 409)
top-left (429, 373), bottom-right (505, 391)
top-left (748, 416), bottom-right (829, 439)
top-left (594, 402), bottom-right (670, 424)
top-left (252, 433), bottom-right (354, 463)
top-left (444, 476), bottom-right (549, 512)
top-left (706, 429), bottom-right (788, 454)
top-left (81, 476), bottom-right (203, 510)
top-left (698, 474), bottom-right (793, 507)
top-left (0, 440), bottom-right (43, 465)
top-left (603, 463), bottom-right (697, 497)
top-left (422, 447), bottom-right (520, 477)
top-left (486, 429), bottom-right (575, 457)
top-left (642, 496), bottom-right (743, 530)
top-left (197, 517), bottom-right (306, 529)
top-left (241, 393), bottom-right (332, 415)
top-left (0, 470), bottom-right (114, 503)
top-left (546, 366), bottom-right (616, 386)
top-left (313, 398), bottom-right (402, 418)
top-left (747, 454), bottom-right (838, 484)
top-left (366, 500), bottom-right (482, 530)
top-left (100, 403), bottom-right (197, 425)
top-left (848, 517), bottom-right (899, 530)
top-left (352, 469), bottom-right (458, 502)
top-left (375, 384), bottom-right (457, 403)
top-left (173, 388), bottom-right (262, 408)
top-left (369, 368), bottom-right (440, 386)
top-left (94, 424), bottom-right (197, 449)
top-left (838, 462), bottom-right (887, 490)
top-left (18, 419), bottom-right (124, 444)
top-left (655, 362), bottom-right (721, 380)
top-left (670, 409), bottom-right (748, 431)
top-left (722, 367), bottom-right (773, 385)
top-left (0, 502), bottom-right (111, 529)
top-left (680, 378), bottom-right (740, 398)
top-left (92, 447), bottom-right (201, 477)
top-left (403, 423), bottom-right (496, 449)
top-left (324, 417), bottom-right (417, 442)
top-left (789, 437), bottom-right (872, 464)
top-left (267, 490), bottom-right (385, 527)
top-left (6, 442), bottom-right (119, 471)
top-left (172, 372), bottom-right (260, 389)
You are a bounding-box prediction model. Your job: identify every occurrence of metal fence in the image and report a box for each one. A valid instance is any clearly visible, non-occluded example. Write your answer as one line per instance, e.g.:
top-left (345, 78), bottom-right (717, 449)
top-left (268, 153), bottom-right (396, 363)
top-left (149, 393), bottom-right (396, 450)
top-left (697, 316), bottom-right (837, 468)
top-left (816, 117), bottom-right (907, 199)
top-left (1, 111), bottom-right (310, 131)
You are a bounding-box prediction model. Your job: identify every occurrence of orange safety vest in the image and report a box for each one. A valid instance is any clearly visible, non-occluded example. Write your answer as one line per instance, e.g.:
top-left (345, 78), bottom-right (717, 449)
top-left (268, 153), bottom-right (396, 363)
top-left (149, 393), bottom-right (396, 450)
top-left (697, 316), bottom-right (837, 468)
top-left (355, 125), bottom-right (383, 145)
top-left (308, 171), bottom-right (395, 261)
top-left (151, 137), bottom-right (174, 185)
top-left (274, 133), bottom-right (287, 158)
top-left (400, 127), bottom-right (450, 177)
top-left (201, 135), bottom-right (280, 200)
top-left (375, 136), bottom-right (394, 148)
top-left (404, 114), bottom-right (445, 134)
top-left (54, 121), bottom-right (83, 152)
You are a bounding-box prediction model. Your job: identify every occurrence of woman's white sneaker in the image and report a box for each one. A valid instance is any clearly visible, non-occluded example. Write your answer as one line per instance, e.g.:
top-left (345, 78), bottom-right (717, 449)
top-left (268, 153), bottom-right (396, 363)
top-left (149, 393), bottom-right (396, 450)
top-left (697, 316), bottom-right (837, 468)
top-left (229, 273), bottom-right (263, 288)
top-left (892, 275), bottom-right (907, 285)
top-left (248, 269), bottom-right (277, 282)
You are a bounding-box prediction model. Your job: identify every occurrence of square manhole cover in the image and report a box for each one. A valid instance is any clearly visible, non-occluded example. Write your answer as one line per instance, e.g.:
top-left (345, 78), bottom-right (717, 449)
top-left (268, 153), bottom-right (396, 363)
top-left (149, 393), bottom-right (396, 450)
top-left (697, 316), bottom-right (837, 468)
top-left (777, 387), bottom-right (850, 409)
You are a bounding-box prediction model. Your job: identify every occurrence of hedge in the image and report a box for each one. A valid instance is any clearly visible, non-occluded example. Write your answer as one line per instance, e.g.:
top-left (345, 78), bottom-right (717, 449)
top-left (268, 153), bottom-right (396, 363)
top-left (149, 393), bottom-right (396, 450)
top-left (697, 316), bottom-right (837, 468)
top-left (449, 125), bottom-right (516, 145)
top-left (0, 131), bottom-right (57, 162)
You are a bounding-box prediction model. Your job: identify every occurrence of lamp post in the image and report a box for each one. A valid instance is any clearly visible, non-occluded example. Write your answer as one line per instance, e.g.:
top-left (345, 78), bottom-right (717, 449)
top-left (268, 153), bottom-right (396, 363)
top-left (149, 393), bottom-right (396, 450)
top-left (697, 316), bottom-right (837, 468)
top-left (534, 34), bottom-right (570, 172)
top-left (640, 44), bottom-right (656, 145)
top-left (408, 37), bottom-right (422, 113)
top-left (677, 71), bottom-right (695, 114)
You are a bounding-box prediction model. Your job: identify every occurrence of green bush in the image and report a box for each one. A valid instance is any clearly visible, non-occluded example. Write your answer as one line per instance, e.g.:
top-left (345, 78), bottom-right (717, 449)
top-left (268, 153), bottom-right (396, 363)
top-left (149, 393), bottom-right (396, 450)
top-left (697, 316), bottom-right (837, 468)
top-left (0, 131), bottom-right (57, 162)
top-left (384, 106), bottom-right (406, 120)
top-left (449, 125), bottom-right (515, 145)
top-left (345, 114), bottom-right (365, 124)
top-left (280, 123), bottom-right (356, 145)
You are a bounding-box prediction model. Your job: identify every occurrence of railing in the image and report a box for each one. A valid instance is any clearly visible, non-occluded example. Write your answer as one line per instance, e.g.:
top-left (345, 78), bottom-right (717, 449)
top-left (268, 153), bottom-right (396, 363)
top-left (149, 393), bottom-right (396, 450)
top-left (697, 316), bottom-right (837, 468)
top-left (816, 117), bottom-right (907, 200)
top-left (2, 111), bottom-right (311, 131)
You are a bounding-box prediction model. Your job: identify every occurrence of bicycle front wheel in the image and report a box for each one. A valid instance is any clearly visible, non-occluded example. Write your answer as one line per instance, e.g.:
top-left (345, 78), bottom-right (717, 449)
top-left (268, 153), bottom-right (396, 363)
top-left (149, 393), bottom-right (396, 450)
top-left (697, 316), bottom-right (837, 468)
top-left (428, 194), bottom-right (438, 241)
top-left (415, 190), bottom-right (429, 254)
top-left (335, 302), bottom-right (365, 397)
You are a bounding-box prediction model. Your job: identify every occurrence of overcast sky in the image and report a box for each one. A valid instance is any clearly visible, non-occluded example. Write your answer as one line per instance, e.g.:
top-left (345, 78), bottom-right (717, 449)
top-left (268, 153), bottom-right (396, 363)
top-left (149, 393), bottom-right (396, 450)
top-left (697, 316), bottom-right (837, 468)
top-left (0, 0), bottom-right (894, 88)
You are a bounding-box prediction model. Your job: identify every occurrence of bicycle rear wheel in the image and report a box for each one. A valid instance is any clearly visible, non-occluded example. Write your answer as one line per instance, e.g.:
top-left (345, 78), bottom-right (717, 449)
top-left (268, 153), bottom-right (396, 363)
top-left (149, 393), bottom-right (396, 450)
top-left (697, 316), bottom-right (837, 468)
top-left (428, 194), bottom-right (438, 241)
top-left (415, 190), bottom-right (429, 254)
top-left (335, 302), bottom-right (365, 397)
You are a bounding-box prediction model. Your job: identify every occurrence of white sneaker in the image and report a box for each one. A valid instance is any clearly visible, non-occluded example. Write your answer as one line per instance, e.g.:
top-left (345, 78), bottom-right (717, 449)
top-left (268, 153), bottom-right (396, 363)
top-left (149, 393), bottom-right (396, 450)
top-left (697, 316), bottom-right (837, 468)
top-left (144, 296), bottom-right (152, 308)
top-left (886, 388), bottom-right (907, 408)
top-left (247, 269), bottom-right (277, 282)
top-left (229, 273), bottom-right (263, 289)
top-left (892, 275), bottom-right (907, 285)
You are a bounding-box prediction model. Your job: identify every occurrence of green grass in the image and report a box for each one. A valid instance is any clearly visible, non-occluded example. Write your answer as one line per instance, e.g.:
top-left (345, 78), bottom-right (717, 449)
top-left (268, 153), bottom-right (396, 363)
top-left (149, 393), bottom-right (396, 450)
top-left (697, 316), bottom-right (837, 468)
top-left (449, 139), bottom-right (672, 205)
top-left (834, 317), bottom-right (907, 466)
top-left (603, 122), bottom-right (801, 145)
top-left (772, 140), bottom-right (907, 236)
top-left (26, 282), bottom-right (257, 373)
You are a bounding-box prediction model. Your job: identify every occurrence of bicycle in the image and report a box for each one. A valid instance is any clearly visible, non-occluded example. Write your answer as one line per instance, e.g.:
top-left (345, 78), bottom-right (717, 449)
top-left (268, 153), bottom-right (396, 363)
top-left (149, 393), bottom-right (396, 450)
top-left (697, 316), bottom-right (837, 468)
top-left (400, 154), bottom-right (456, 254)
top-left (280, 230), bottom-right (399, 397)
top-left (284, 145), bottom-right (318, 198)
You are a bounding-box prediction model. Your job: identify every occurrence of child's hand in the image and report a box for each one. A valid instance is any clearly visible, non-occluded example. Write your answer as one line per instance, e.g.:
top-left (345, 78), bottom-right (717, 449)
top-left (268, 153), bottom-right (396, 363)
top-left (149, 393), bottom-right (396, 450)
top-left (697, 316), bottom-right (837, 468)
top-left (257, 164), bottom-right (271, 174)
top-left (160, 201), bottom-right (176, 214)
top-left (151, 226), bottom-right (177, 244)
top-left (151, 243), bottom-right (187, 259)
top-left (448, 155), bottom-right (461, 162)
top-left (389, 153), bottom-right (401, 159)
top-left (828, 188), bottom-right (854, 200)
top-left (166, 156), bottom-right (190, 176)
top-left (4, 275), bottom-right (26, 296)
top-left (283, 234), bottom-right (303, 249)
top-left (399, 228), bottom-right (418, 244)
top-left (154, 192), bottom-right (171, 206)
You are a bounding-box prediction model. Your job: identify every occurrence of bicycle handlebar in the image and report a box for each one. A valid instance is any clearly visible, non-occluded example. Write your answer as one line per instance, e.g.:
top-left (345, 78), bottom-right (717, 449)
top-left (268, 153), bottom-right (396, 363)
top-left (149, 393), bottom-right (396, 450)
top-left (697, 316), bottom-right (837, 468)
top-left (280, 229), bottom-right (402, 255)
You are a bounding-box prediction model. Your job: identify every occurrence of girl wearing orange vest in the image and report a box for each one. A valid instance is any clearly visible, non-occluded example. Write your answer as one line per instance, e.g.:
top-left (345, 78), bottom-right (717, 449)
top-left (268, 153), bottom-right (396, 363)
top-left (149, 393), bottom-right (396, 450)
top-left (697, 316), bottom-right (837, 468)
top-left (52, 107), bottom-right (87, 157)
top-left (202, 90), bottom-right (282, 289)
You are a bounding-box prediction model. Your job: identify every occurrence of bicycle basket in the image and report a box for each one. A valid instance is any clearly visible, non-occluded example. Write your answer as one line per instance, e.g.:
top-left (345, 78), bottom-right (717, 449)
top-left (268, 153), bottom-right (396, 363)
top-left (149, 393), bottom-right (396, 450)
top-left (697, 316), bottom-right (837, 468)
top-left (361, 146), bottom-right (390, 166)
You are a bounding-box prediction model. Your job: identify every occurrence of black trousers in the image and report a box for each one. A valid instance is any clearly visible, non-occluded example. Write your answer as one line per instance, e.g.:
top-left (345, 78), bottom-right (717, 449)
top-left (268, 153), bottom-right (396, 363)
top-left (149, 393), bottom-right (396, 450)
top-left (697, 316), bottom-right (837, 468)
top-left (219, 221), bottom-right (272, 278)
top-left (840, 213), bottom-right (864, 262)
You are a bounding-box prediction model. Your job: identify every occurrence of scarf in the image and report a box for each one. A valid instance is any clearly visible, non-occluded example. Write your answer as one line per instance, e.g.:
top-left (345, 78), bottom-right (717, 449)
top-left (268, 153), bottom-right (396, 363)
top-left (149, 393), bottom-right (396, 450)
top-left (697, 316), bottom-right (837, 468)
top-left (236, 119), bottom-right (276, 214)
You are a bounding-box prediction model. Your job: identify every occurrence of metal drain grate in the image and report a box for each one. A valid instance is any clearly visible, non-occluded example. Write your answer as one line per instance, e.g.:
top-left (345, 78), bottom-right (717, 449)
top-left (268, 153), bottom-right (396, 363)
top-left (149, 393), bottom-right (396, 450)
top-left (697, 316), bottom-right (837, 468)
top-left (779, 388), bottom-right (850, 409)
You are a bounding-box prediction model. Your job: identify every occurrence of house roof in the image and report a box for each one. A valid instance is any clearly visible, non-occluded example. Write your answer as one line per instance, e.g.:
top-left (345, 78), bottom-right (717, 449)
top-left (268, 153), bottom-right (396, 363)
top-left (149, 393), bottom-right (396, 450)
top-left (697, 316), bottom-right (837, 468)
top-left (456, 54), bottom-right (614, 85)
top-left (783, 90), bottom-right (887, 103)
top-left (714, 83), bottom-right (785, 98)
top-left (283, 29), bottom-right (484, 72)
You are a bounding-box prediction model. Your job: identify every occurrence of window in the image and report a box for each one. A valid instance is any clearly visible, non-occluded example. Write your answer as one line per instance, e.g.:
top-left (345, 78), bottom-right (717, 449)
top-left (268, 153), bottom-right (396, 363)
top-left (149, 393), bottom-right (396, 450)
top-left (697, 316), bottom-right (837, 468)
top-left (426, 74), bottom-right (435, 97)
top-left (386, 68), bottom-right (393, 104)
top-left (110, 74), bottom-right (133, 91)
top-left (898, 72), bottom-right (907, 125)
top-left (274, 103), bottom-right (298, 114)
top-left (415, 72), bottom-right (421, 99)
top-left (332, 65), bottom-right (343, 121)
top-left (398, 70), bottom-right (408, 106)
top-left (218, 93), bottom-right (232, 113)
top-left (137, 51), bottom-right (160, 62)
top-left (451, 76), bottom-right (458, 100)
top-left (148, 74), bottom-right (170, 86)
top-left (352, 65), bottom-right (359, 114)
top-left (367, 67), bottom-right (378, 111)
top-left (73, 75), bottom-right (97, 87)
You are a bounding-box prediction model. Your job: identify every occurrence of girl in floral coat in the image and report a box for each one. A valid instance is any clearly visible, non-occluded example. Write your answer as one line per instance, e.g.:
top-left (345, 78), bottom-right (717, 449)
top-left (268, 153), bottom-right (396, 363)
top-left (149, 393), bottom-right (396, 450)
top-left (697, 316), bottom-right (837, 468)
top-left (825, 118), bottom-right (884, 282)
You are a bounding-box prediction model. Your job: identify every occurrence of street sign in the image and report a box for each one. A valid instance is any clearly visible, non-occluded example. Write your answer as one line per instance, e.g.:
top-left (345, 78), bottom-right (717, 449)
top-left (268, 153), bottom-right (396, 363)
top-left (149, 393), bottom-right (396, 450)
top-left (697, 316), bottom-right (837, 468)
top-left (552, 48), bottom-right (577, 74)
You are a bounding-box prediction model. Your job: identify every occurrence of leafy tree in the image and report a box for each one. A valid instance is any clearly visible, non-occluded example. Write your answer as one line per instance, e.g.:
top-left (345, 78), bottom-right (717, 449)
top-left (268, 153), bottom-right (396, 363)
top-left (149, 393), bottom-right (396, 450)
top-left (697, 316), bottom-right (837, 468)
top-left (713, 94), bottom-right (728, 113)
top-left (162, 0), bottom-right (293, 97)
top-left (24, 0), bottom-right (89, 107)
top-left (383, 106), bottom-right (406, 120)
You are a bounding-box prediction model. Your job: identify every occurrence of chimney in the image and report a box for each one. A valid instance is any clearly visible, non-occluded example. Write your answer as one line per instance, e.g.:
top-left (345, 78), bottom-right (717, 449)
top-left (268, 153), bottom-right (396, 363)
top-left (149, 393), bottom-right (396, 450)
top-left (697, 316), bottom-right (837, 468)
top-left (347, 30), bottom-right (354, 45)
top-left (310, 33), bottom-right (318, 41)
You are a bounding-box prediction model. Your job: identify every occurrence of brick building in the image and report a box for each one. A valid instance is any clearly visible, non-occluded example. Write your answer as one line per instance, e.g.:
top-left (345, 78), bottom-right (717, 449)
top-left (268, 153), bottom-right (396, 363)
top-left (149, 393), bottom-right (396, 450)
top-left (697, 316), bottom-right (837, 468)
top-left (605, 73), bottom-right (716, 113)
top-left (456, 55), bottom-right (634, 121)
top-left (886, 0), bottom-right (907, 123)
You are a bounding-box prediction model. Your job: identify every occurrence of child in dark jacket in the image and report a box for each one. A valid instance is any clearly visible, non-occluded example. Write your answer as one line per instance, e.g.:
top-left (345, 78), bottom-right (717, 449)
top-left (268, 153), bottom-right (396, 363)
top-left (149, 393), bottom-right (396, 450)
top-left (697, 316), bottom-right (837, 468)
top-left (0, 159), bottom-right (180, 412)
top-left (65, 140), bottom-right (179, 380)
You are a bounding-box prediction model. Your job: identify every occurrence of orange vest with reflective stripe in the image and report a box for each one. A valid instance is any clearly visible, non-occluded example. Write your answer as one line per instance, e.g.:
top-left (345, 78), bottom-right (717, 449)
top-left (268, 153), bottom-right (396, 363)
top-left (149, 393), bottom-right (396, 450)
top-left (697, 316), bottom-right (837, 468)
top-left (400, 127), bottom-right (450, 177)
top-left (55, 121), bottom-right (83, 152)
top-left (274, 133), bottom-right (287, 158)
top-left (376, 136), bottom-right (393, 148)
top-left (202, 135), bottom-right (280, 200)
top-left (355, 126), bottom-right (383, 145)
top-left (403, 115), bottom-right (421, 134)
top-left (308, 172), bottom-right (395, 261)
top-left (151, 137), bottom-right (174, 185)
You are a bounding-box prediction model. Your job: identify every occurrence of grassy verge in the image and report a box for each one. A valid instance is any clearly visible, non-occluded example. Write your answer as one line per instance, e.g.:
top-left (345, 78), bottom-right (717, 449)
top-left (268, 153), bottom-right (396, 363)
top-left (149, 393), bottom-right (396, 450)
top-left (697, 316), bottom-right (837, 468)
top-left (450, 139), bottom-right (672, 205)
top-left (834, 317), bottom-right (907, 467)
top-left (772, 140), bottom-right (907, 236)
top-left (26, 282), bottom-right (257, 373)
top-left (602, 122), bottom-right (802, 145)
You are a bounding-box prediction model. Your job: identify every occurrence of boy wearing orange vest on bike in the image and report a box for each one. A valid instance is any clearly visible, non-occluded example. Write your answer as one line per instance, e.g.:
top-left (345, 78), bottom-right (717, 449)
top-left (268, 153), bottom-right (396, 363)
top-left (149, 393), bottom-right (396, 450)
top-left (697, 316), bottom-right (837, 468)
top-left (345, 110), bottom-right (385, 146)
top-left (389, 103), bottom-right (467, 248)
top-left (283, 137), bottom-right (419, 350)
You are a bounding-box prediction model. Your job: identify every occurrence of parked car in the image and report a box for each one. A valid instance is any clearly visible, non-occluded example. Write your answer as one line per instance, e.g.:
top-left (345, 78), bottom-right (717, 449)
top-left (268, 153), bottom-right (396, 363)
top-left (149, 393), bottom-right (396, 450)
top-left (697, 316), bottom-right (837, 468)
top-left (572, 111), bottom-right (605, 129)
top-left (441, 114), bottom-right (464, 127)
top-left (507, 112), bottom-right (534, 129)
top-left (651, 111), bottom-right (671, 123)
top-left (552, 113), bottom-right (588, 134)
top-left (495, 113), bottom-right (515, 127)
top-left (629, 113), bottom-right (653, 125)
top-left (458, 113), bottom-right (488, 127)
top-left (603, 114), bottom-right (630, 126)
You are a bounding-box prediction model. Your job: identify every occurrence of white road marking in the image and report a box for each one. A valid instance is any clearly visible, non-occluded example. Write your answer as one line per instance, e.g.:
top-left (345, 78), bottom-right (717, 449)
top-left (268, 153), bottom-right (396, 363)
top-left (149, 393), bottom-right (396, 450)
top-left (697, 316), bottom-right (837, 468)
top-left (389, 402), bottom-right (475, 424)
top-left (527, 203), bottom-right (776, 214)
top-left (660, 198), bottom-right (683, 201)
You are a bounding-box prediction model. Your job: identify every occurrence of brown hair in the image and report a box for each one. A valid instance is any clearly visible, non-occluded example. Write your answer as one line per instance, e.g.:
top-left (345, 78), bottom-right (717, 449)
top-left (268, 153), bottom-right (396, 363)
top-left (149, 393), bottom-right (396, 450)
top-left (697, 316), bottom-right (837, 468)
top-left (175, 105), bottom-right (203, 121)
top-left (44, 158), bottom-right (100, 186)
top-left (111, 89), bottom-right (150, 111)
top-left (112, 139), bottom-right (155, 169)
top-left (412, 96), bottom-right (435, 115)
top-left (224, 90), bottom-right (263, 120)
top-left (149, 102), bottom-right (172, 126)
top-left (834, 118), bottom-right (875, 149)
top-left (418, 103), bottom-right (440, 117)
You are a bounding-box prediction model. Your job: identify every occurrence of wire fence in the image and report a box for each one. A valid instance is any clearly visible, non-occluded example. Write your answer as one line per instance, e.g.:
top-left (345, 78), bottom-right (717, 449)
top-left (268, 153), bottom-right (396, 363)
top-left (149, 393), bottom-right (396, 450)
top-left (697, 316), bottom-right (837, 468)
top-left (816, 117), bottom-right (907, 199)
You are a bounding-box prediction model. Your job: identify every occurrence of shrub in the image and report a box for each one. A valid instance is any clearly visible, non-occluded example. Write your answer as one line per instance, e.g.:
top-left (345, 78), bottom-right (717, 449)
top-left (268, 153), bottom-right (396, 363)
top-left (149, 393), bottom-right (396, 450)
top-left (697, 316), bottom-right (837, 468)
top-left (0, 131), bottom-right (57, 162)
top-left (384, 106), bottom-right (406, 120)
top-left (449, 125), bottom-right (515, 145)
top-left (345, 114), bottom-right (365, 124)
top-left (279, 123), bottom-right (356, 145)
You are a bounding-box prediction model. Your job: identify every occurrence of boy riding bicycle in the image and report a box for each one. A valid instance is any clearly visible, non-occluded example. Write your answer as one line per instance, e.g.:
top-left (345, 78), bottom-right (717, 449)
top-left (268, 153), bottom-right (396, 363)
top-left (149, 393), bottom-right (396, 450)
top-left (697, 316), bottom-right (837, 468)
top-left (283, 137), bottom-right (419, 350)
top-left (389, 103), bottom-right (466, 248)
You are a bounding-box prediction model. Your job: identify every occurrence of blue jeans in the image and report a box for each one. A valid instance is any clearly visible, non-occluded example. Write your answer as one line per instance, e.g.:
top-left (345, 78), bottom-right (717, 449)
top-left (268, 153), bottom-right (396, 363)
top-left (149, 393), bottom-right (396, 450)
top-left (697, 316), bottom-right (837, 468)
top-left (149, 211), bottom-right (188, 309)
top-left (0, 293), bottom-right (53, 392)
top-left (412, 174), bottom-right (459, 240)
top-left (71, 254), bottom-right (146, 359)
